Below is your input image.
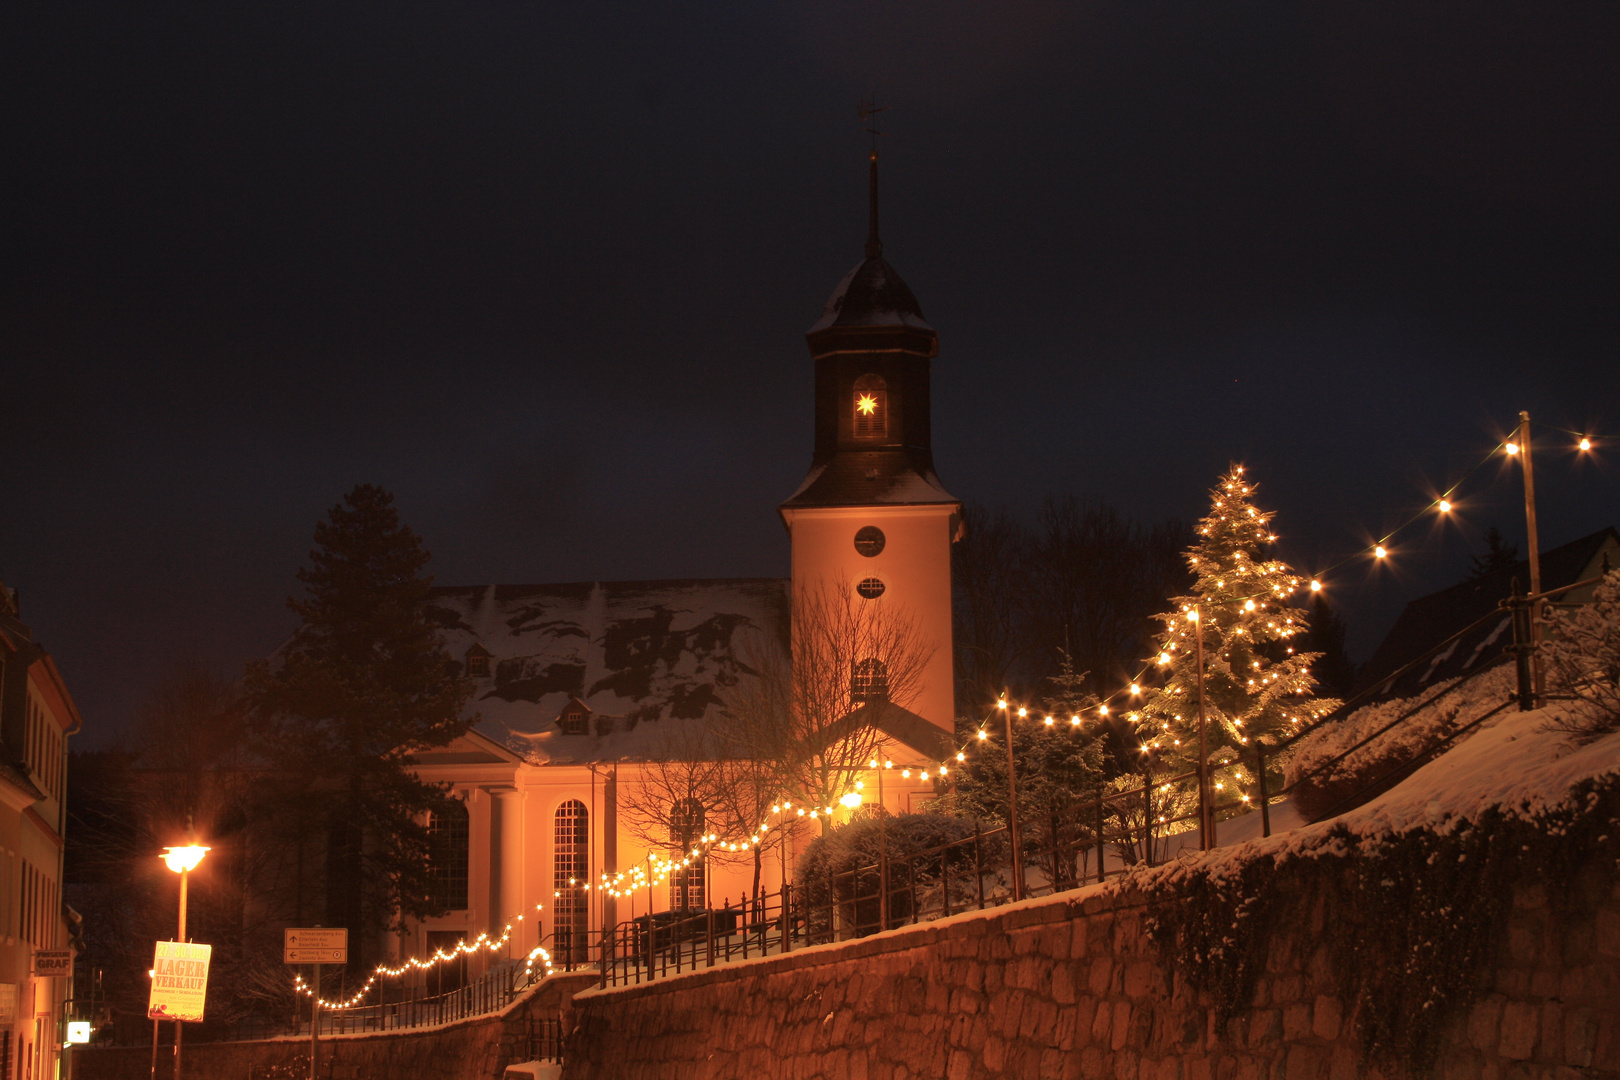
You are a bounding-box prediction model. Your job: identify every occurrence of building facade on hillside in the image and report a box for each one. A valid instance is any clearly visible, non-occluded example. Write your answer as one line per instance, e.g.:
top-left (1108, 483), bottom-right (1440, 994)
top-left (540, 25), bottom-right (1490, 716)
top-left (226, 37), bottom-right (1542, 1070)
top-left (0, 585), bottom-right (83, 1080)
top-left (393, 157), bottom-right (962, 984)
top-left (1355, 527), bottom-right (1620, 701)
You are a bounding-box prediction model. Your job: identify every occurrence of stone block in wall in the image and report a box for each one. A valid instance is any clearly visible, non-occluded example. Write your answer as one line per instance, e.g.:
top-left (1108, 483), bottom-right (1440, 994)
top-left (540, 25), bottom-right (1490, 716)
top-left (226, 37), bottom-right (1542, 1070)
top-left (1089, 955), bottom-right (1118, 996)
top-left (1498, 1000), bottom-right (1539, 1060)
top-left (1282, 1002), bottom-right (1312, 1042)
top-left (1598, 906), bottom-right (1620, 958)
top-left (1071, 918), bottom-right (1089, 959)
top-left (1311, 996), bottom-right (1342, 1041)
top-left (1467, 994), bottom-right (1505, 1052)
top-left (1111, 1001), bottom-right (1134, 1051)
top-left (1562, 1005), bottom-right (1596, 1067)
top-left (1246, 1009), bottom-right (1280, 1050)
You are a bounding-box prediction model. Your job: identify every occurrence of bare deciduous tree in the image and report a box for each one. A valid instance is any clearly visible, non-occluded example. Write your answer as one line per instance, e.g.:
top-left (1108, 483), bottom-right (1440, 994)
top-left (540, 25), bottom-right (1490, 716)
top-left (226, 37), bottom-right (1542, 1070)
top-left (721, 578), bottom-right (936, 836)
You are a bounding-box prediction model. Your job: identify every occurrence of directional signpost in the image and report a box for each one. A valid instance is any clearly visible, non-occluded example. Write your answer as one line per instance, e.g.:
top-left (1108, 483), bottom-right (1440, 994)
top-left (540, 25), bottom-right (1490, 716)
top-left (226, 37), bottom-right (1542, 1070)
top-left (284, 927), bottom-right (348, 965)
top-left (285, 929), bottom-right (347, 1080)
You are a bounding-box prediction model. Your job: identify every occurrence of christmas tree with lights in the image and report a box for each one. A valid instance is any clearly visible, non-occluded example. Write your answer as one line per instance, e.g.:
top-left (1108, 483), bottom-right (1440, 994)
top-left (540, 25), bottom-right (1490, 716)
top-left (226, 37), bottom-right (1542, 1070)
top-left (1133, 466), bottom-right (1340, 799)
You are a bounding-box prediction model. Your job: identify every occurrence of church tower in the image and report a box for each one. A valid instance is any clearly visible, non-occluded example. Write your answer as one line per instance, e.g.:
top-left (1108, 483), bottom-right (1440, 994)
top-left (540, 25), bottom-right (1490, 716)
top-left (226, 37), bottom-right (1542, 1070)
top-left (779, 152), bottom-right (962, 740)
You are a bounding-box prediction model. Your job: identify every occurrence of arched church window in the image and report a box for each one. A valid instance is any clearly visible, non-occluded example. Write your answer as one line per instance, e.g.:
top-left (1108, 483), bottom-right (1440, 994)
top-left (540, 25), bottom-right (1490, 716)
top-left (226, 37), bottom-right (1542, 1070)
top-left (553, 800), bottom-right (589, 963)
top-left (850, 658), bottom-right (889, 705)
top-left (427, 798), bottom-right (470, 911)
top-left (852, 374), bottom-right (888, 440)
top-left (669, 797), bottom-right (707, 911)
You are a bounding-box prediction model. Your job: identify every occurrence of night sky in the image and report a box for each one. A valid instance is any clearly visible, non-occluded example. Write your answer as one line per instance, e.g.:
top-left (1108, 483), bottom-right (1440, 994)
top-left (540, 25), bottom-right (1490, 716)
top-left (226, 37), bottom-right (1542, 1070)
top-left (7, 2), bottom-right (1617, 748)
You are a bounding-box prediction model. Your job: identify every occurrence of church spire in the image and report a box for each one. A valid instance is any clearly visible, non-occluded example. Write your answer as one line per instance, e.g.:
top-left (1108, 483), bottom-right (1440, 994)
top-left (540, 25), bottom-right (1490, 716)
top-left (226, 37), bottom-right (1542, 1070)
top-left (866, 150), bottom-right (882, 260)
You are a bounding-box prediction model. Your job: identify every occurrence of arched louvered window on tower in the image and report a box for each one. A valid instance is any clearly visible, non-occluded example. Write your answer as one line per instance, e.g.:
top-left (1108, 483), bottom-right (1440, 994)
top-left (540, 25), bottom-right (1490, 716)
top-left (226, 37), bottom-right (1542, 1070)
top-left (553, 800), bottom-right (590, 964)
top-left (852, 374), bottom-right (888, 440)
top-left (850, 658), bottom-right (890, 705)
top-left (427, 798), bottom-right (470, 911)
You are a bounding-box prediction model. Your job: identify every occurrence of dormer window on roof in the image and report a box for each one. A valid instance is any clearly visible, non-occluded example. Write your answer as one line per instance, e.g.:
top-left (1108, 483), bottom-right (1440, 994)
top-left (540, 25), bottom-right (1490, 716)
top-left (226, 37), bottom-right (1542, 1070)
top-left (464, 643), bottom-right (493, 678)
top-left (853, 374), bottom-right (888, 440)
top-left (557, 698), bottom-right (592, 735)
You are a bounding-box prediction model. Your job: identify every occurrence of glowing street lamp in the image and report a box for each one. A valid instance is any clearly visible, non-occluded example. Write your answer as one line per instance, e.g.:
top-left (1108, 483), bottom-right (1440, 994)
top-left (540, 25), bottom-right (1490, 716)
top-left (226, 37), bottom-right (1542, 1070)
top-left (158, 840), bottom-right (208, 1080)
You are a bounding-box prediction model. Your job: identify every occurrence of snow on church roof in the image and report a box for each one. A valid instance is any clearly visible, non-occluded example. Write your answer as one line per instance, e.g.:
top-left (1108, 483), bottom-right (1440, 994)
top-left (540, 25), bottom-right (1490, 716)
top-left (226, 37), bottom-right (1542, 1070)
top-left (427, 578), bottom-right (789, 765)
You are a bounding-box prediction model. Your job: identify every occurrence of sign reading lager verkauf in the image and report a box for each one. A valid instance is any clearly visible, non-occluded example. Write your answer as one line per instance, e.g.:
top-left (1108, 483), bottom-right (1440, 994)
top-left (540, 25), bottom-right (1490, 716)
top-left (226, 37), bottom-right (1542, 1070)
top-left (147, 941), bottom-right (211, 1023)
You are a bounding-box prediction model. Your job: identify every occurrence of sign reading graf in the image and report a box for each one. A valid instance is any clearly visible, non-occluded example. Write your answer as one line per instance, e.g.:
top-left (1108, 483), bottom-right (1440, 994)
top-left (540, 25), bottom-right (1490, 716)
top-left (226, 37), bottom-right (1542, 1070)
top-left (284, 927), bottom-right (348, 965)
top-left (147, 941), bottom-right (212, 1023)
top-left (32, 950), bottom-right (73, 978)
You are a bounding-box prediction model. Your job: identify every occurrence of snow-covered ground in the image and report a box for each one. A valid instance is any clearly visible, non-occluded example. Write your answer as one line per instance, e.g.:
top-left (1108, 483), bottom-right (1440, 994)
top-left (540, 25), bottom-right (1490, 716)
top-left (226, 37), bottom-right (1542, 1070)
top-left (1142, 666), bottom-right (1620, 885)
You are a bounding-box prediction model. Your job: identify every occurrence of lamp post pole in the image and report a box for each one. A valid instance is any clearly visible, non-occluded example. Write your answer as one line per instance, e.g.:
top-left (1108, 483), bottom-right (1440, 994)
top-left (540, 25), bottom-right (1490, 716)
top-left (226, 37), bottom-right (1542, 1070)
top-left (1194, 606), bottom-right (1212, 852)
top-left (159, 841), bottom-right (208, 1080)
top-left (1000, 700), bottom-right (1023, 902)
top-left (174, 864), bottom-right (189, 1080)
top-left (1517, 411), bottom-right (1545, 706)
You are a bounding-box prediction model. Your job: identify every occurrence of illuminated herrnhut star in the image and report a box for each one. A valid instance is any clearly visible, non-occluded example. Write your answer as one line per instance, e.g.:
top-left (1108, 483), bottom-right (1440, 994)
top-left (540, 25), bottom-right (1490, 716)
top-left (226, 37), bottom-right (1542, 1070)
top-left (856, 393), bottom-right (878, 416)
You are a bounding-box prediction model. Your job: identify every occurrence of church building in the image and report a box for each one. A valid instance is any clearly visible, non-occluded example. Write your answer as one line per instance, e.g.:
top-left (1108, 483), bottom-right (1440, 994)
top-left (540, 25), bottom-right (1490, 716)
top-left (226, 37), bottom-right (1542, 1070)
top-left (402, 154), bottom-right (961, 979)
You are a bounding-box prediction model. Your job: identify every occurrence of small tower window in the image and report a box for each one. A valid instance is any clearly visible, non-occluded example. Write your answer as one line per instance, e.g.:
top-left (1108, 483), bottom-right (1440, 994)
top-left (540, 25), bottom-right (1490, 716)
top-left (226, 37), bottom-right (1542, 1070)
top-left (852, 374), bottom-right (888, 440)
top-left (856, 577), bottom-right (886, 599)
top-left (850, 658), bottom-right (889, 705)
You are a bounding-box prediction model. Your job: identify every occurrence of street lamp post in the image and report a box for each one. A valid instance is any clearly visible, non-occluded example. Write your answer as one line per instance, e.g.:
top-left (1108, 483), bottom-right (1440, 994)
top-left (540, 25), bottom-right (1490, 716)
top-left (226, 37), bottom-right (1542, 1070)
top-left (159, 843), bottom-right (208, 1080)
top-left (998, 699), bottom-right (1023, 902)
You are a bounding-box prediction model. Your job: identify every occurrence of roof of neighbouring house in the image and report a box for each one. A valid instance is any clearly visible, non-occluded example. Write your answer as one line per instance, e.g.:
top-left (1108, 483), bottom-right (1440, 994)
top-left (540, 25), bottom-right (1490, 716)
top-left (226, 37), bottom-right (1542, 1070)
top-left (1354, 527), bottom-right (1620, 700)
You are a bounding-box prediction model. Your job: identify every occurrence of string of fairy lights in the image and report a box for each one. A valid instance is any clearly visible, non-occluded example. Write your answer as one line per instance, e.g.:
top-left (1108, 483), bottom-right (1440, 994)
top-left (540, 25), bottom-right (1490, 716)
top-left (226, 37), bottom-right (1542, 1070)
top-left (624, 421), bottom-right (1605, 860)
top-left (291, 907), bottom-right (556, 1010)
top-left (286, 421), bottom-right (1601, 1002)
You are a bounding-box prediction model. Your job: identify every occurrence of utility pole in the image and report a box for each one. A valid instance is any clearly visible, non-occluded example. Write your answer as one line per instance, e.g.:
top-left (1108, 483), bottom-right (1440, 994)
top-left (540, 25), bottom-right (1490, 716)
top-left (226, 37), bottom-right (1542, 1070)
top-left (1517, 411), bottom-right (1545, 706)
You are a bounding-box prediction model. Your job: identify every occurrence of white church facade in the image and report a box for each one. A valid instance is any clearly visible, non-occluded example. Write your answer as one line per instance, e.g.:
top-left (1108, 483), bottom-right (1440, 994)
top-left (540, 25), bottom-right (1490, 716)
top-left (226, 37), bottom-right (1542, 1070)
top-left (399, 155), bottom-right (962, 979)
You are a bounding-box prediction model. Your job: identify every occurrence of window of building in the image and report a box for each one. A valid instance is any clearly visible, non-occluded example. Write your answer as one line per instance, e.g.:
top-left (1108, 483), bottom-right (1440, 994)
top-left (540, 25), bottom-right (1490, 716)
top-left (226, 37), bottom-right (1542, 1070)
top-left (427, 799), bottom-right (470, 911)
top-left (553, 801), bottom-right (590, 963)
top-left (856, 577), bottom-right (886, 599)
top-left (464, 645), bottom-right (492, 678)
top-left (670, 861), bottom-right (705, 912)
top-left (850, 658), bottom-right (889, 706)
top-left (557, 702), bottom-right (590, 735)
top-left (852, 374), bottom-right (888, 440)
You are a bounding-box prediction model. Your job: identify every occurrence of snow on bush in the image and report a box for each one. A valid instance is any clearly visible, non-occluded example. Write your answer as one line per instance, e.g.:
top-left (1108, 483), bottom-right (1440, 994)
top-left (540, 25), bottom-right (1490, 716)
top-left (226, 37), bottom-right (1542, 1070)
top-left (1540, 568), bottom-right (1620, 742)
top-left (1283, 663), bottom-right (1517, 821)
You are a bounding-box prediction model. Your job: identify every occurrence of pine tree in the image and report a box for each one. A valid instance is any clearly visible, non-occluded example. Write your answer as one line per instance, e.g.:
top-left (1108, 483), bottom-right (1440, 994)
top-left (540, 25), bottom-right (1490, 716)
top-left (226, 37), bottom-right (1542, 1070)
top-left (1134, 467), bottom-right (1339, 800)
top-left (245, 485), bottom-right (475, 972)
top-left (1469, 526), bottom-right (1520, 579)
top-left (1304, 594), bottom-right (1356, 698)
top-left (944, 650), bottom-right (1105, 874)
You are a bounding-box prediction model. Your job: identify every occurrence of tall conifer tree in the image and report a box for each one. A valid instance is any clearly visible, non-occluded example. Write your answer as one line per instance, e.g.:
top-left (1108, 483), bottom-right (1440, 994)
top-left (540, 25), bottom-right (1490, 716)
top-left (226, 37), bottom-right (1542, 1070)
top-left (246, 484), bottom-right (475, 970)
top-left (1134, 468), bottom-right (1339, 797)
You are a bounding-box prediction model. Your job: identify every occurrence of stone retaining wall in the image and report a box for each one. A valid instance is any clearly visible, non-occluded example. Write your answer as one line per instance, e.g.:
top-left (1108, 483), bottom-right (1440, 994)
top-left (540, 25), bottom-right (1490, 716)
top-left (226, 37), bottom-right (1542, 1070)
top-left (561, 866), bottom-right (1620, 1080)
top-left (72, 972), bottom-right (597, 1080)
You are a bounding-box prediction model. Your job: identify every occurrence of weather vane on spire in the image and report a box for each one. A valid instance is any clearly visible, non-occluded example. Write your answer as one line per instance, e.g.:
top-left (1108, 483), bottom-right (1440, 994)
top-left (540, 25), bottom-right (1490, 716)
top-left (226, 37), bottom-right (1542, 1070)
top-left (857, 99), bottom-right (888, 155)
top-left (857, 99), bottom-right (888, 259)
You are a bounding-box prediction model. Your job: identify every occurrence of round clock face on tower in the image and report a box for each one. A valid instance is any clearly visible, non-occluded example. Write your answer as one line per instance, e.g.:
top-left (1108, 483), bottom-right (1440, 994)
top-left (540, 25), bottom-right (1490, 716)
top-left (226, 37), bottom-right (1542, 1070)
top-left (853, 526), bottom-right (886, 557)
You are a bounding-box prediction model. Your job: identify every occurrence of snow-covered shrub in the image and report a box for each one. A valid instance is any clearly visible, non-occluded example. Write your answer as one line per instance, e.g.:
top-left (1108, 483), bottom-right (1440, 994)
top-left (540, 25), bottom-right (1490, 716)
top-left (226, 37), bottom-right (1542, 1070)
top-left (1284, 664), bottom-right (1515, 821)
top-left (1541, 568), bottom-right (1620, 742)
top-left (794, 810), bottom-right (1002, 936)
